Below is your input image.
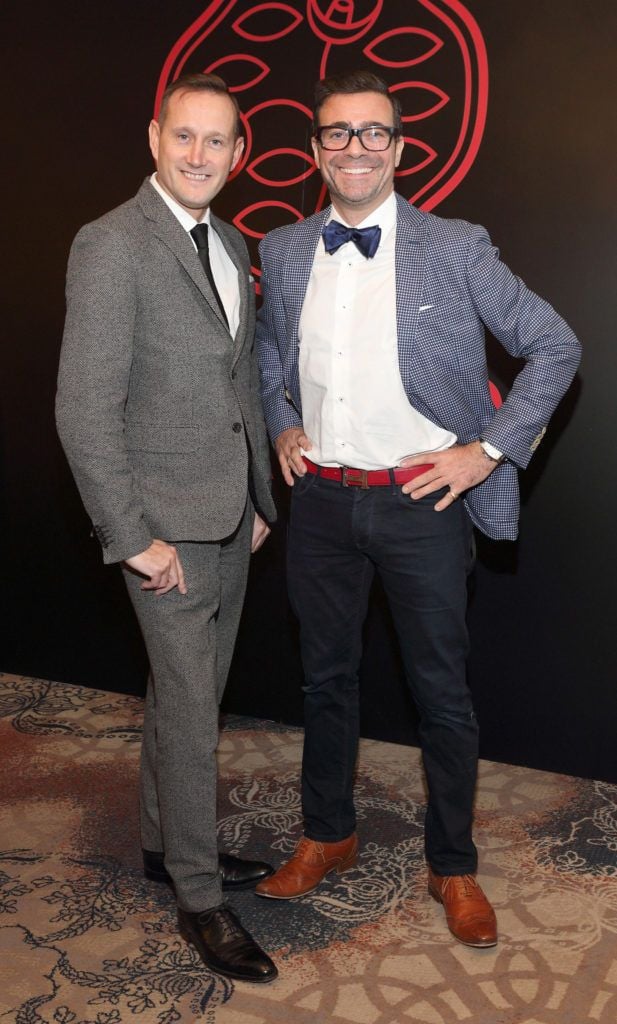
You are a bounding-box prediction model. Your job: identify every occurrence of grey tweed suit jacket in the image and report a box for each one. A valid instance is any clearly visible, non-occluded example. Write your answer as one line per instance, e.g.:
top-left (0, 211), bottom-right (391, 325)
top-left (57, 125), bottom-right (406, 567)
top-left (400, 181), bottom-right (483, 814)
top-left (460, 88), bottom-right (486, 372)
top-left (57, 179), bottom-right (275, 564)
top-left (257, 193), bottom-right (581, 540)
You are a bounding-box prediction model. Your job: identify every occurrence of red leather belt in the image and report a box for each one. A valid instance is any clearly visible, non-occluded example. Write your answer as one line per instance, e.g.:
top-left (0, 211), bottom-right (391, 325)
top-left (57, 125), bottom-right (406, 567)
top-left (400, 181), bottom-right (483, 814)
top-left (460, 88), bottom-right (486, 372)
top-left (302, 456), bottom-right (433, 489)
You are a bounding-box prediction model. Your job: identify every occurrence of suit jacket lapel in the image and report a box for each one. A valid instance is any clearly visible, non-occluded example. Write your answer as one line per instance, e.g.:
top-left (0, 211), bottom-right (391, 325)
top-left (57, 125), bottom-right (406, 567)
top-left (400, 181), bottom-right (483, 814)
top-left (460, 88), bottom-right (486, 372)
top-left (285, 209), bottom-right (329, 350)
top-left (136, 180), bottom-right (231, 330)
top-left (394, 194), bottom-right (428, 389)
top-left (285, 197), bottom-right (427, 374)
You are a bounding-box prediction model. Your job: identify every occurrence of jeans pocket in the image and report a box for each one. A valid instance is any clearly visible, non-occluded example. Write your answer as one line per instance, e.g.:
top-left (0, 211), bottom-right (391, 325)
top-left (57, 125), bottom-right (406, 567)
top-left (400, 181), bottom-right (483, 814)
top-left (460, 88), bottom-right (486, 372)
top-left (291, 470), bottom-right (318, 498)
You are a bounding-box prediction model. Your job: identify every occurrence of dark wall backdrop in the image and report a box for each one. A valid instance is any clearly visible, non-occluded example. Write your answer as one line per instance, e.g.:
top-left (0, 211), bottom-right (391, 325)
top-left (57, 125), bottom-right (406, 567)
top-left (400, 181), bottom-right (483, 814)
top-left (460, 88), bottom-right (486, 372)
top-left (2, 1), bottom-right (615, 782)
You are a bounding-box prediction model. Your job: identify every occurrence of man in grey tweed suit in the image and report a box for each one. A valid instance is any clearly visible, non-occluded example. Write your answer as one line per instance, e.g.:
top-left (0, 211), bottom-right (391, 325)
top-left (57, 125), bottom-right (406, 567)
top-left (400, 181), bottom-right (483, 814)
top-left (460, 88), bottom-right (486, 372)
top-left (254, 71), bottom-right (581, 947)
top-left (56, 74), bottom-right (278, 983)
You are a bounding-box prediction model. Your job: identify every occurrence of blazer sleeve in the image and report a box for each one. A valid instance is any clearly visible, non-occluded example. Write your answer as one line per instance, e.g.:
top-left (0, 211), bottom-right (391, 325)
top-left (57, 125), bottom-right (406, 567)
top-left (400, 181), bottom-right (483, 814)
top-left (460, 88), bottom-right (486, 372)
top-left (56, 222), bottom-right (152, 564)
top-left (464, 226), bottom-right (582, 468)
top-left (256, 235), bottom-right (304, 444)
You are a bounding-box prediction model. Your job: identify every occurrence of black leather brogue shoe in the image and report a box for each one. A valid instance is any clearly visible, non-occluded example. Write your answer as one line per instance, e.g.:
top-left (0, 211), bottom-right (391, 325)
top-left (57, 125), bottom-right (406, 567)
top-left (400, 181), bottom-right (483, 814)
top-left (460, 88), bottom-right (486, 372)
top-left (143, 849), bottom-right (274, 891)
top-left (178, 905), bottom-right (278, 983)
top-left (219, 852), bottom-right (274, 890)
top-left (143, 849), bottom-right (171, 884)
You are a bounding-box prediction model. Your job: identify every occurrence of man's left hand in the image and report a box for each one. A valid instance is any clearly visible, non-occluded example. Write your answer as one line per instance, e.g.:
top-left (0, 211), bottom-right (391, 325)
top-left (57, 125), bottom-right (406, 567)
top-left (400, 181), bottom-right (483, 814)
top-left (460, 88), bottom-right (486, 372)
top-left (400, 441), bottom-right (498, 511)
top-left (251, 513), bottom-right (271, 553)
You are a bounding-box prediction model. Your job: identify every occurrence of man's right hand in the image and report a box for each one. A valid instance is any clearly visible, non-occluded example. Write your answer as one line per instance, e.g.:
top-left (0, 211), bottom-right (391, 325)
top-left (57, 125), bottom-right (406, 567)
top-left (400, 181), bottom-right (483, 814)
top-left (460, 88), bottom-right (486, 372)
top-left (274, 427), bottom-right (312, 486)
top-left (125, 539), bottom-right (187, 596)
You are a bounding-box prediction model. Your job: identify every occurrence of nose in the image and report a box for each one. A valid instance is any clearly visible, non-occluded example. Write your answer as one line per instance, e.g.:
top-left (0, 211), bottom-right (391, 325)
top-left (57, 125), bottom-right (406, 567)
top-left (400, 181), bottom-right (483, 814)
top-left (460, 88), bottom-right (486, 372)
top-left (187, 140), bottom-right (205, 166)
top-left (346, 133), bottom-right (365, 157)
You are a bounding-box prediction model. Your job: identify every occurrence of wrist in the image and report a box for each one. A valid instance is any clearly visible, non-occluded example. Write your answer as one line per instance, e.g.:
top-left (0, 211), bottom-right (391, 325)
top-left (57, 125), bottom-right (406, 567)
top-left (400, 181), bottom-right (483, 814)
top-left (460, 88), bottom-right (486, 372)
top-left (478, 438), bottom-right (504, 464)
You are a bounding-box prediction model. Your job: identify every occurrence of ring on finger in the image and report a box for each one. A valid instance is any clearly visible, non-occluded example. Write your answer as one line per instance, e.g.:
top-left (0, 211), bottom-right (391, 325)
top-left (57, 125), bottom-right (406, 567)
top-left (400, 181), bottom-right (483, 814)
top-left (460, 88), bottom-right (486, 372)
top-left (449, 490), bottom-right (459, 500)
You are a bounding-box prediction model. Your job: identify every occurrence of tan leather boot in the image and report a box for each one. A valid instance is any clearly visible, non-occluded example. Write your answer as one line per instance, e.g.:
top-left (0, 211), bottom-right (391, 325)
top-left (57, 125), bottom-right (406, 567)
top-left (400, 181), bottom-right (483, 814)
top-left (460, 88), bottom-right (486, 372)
top-left (428, 867), bottom-right (497, 947)
top-left (255, 834), bottom-right (358, 899)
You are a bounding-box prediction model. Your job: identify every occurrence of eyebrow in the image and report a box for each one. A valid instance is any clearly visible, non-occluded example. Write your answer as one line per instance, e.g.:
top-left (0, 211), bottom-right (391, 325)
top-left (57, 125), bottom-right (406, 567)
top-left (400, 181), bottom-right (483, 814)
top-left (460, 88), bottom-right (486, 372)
top-left (170, 125), bottom-right (229, 136)
top-left (320, 120), bottom-right (391, 129)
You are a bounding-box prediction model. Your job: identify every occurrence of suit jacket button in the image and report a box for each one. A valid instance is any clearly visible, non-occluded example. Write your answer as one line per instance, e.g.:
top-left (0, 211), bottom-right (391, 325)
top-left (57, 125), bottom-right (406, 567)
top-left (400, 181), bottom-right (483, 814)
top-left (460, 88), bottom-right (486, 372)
top-left (232, 422), bottom-right (243, 433)
top-left (231, 370), bottom-right (237, 380)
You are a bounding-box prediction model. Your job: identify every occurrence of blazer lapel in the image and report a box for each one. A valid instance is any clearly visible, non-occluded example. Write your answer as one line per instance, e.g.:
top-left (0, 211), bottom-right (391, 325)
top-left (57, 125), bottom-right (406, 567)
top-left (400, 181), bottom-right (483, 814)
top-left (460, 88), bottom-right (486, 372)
top-left (283, 197), bottom-right (428, 372)
top-left (394, 194), bottom-right (428, 388)
top-left (284, 209), bottom-right (329, 350)
top-left (137, 180), bottom-right (230, 329)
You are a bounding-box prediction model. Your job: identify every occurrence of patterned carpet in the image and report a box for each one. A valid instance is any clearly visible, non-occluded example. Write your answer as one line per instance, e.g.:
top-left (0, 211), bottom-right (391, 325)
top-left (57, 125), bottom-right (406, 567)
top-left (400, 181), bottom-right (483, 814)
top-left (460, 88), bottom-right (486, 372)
top-left (1, 673), bottom-right (616, 1024)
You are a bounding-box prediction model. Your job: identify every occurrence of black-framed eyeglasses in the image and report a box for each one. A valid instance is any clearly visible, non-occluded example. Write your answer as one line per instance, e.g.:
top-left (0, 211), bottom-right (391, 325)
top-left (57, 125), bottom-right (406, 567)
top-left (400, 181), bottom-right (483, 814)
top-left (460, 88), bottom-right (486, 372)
top-left (314, 125), bottom-right (399, 152)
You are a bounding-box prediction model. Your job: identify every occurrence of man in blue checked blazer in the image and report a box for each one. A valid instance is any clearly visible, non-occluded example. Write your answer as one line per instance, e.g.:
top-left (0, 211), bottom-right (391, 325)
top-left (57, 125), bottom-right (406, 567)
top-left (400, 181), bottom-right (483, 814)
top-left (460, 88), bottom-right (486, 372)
top-left (254, 70), bottom-right (581, 946)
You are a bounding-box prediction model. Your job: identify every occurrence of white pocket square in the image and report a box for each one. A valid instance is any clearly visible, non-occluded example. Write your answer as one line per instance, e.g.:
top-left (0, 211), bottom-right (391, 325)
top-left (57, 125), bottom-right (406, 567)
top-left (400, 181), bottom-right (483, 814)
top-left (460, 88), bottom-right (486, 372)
top-left (419, 303), bottom-right (434, 312)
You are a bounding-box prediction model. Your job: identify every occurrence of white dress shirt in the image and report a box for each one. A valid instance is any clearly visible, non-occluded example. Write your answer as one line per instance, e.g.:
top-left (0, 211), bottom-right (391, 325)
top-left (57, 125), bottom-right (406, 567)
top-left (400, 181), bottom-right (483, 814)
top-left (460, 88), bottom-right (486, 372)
top-left (150, 173), bottom-right (240, 338)
top-left (298, 192), bottom-right (456, 469)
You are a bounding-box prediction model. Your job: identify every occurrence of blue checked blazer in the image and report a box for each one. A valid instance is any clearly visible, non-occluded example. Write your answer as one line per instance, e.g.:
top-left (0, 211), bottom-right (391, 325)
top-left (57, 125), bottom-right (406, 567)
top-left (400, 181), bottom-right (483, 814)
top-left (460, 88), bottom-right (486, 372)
top-left (256, 194), bottom-right (581, 539)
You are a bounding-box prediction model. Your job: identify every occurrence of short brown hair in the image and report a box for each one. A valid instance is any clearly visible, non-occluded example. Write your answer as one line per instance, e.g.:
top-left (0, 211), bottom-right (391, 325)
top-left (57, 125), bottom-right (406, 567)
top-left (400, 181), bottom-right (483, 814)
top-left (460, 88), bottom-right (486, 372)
top-left (313, 70), bottom-right (402, 135)
top-left (158, 73), bottom-right (242, 137)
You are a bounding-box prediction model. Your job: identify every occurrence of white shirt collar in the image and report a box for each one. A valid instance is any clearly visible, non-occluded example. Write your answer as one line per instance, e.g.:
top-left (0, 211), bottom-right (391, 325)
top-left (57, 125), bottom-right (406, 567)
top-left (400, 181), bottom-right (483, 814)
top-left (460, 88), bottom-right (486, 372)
top-left (329, 191), bottom-right (397, 235)
top-left (150, 173), bottom-right (211, 232)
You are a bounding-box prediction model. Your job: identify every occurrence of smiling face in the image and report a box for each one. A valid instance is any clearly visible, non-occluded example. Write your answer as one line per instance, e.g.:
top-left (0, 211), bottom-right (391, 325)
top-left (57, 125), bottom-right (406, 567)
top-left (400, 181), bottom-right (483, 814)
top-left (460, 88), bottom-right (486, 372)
top-left (312, 91), bottom-right (404, 225)
top-left (148, 88), bottom-right (244, 221)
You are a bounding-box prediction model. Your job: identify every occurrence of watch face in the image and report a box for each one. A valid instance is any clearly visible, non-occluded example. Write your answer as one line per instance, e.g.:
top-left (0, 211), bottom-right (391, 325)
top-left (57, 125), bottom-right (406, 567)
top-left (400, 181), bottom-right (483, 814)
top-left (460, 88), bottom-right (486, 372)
top-left (480, 441), bottom-right (503, 463)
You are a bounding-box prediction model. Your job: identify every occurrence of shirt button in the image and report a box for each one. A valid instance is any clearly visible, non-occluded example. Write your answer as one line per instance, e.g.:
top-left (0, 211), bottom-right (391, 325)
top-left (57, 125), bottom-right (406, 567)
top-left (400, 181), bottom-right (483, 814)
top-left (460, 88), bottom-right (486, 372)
top-left (232, 422), bottom-right (243, 433)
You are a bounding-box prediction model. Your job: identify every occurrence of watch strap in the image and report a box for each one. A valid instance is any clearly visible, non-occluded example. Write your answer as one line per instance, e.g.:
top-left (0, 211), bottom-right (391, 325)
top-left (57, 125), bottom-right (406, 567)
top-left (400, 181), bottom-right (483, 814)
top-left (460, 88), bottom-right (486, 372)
top-left (479, 439), bottom-right (504, 464)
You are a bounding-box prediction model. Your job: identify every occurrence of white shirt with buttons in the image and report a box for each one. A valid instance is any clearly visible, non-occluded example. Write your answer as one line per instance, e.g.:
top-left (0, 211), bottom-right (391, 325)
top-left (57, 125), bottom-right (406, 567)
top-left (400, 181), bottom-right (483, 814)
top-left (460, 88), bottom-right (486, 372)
top-left (298, 192), bottom-right (456, 470)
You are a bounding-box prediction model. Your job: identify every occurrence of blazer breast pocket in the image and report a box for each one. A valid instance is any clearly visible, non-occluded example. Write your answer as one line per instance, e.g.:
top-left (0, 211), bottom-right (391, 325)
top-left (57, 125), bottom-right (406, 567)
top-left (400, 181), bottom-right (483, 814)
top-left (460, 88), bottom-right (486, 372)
top-left (415, 290), bottom-right (482, 376)
top-left (418, 289), bottom-right (478, 336)
top-left (419, 289), bottom-right (465, 319)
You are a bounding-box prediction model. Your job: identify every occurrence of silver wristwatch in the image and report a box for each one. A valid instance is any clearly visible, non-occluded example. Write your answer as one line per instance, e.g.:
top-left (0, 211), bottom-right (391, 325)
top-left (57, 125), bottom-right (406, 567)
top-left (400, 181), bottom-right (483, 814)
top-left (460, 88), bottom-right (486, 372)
top-left (479, 439), bottom-right (505, 464)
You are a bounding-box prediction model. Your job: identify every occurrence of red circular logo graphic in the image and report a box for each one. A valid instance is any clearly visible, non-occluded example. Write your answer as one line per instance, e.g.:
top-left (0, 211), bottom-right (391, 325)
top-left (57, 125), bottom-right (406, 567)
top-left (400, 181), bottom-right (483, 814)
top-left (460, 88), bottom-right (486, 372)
top-left (156, 0), bottom-right (488, 282)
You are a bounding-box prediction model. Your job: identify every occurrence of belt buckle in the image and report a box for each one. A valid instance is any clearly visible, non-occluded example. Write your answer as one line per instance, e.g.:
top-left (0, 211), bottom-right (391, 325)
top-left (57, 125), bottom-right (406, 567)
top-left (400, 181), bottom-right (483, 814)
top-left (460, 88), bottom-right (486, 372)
top-left (342, 467), bottom-right (369, 489)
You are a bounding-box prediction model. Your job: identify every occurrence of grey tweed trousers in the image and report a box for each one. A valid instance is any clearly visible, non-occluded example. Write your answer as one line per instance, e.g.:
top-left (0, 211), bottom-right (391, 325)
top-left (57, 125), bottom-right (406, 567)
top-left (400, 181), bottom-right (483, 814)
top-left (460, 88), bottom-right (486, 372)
top-left (122, 504), bottom-right (252, 911)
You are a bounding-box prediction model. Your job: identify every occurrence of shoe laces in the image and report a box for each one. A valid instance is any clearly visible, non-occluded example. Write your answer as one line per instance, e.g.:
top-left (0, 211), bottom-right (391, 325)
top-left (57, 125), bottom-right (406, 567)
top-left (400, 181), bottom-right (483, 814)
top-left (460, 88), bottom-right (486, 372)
top-left (442, 873), bottom-right (479, 899)
top-left (296, 837), bottom-right (324, 859)
top-left (199, 906), bottom-right (246, 945)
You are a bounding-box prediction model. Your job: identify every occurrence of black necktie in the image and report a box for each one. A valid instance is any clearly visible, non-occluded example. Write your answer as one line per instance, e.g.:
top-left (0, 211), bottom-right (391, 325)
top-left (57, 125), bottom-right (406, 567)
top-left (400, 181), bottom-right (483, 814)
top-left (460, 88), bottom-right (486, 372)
top-left (322, 220), bottom-right (382, 259)
top-left (190, 223), bottom-right (229, 329)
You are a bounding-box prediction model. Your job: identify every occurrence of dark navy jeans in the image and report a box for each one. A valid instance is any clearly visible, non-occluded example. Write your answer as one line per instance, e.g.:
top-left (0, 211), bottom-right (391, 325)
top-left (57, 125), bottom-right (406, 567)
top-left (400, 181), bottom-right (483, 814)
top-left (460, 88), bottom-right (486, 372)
top-left (287, 470), bottom-right (478, 875)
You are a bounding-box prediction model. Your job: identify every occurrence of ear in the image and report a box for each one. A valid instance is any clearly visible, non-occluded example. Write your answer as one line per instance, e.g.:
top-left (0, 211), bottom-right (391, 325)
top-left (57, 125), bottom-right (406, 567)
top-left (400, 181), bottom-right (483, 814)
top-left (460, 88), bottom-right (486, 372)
top-left (394, 134), bottom-right (405, 169)
top-left (148, 119), bottom-right (160, 163)
top-left (230, 135), bottom-right (245, 172)
top-left (311, 135), bottom-right (321, 169)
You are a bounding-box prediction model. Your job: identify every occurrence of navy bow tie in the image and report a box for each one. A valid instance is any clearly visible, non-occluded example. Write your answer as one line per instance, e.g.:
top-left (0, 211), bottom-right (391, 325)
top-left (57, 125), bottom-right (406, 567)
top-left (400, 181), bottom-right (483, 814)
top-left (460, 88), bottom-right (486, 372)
top-left (322, 220), bottom-right (382, 259)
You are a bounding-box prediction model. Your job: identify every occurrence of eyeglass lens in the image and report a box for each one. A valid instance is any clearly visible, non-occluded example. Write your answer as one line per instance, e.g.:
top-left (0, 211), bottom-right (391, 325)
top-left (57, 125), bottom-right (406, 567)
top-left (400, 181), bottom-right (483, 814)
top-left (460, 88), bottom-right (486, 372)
top-left (318, 126), bottom-right (395, 151)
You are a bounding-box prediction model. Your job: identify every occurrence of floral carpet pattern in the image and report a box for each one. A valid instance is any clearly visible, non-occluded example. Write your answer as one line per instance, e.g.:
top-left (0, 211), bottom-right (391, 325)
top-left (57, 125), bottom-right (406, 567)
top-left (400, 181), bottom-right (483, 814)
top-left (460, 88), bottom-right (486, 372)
top-left (0, 672), bottom-right (616, 1024)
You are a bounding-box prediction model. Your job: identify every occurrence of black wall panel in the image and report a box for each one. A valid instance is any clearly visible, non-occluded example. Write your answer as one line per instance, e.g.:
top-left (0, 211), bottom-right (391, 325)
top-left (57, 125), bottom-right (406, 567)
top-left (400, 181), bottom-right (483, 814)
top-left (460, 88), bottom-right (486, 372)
top-left (2, 1), bottom-right (615, 782)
